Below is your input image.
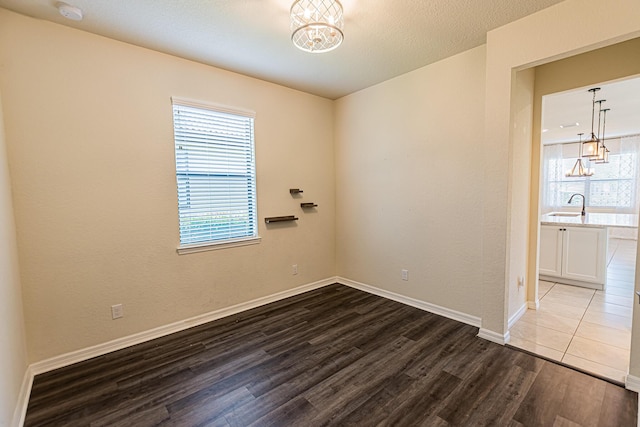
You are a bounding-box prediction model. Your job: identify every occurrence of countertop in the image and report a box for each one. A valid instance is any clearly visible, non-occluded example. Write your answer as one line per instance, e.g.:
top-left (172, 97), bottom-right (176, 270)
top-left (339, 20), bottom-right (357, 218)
top-left (540, 212), bottom-right (639, 228)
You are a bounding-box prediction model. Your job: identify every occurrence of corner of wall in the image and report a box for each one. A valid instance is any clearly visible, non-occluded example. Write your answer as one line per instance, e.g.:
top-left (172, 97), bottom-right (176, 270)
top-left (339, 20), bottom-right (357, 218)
top-left (478, 328), bottom-right (510, 345)
top-left (0, 86), bottom-right (30, 427)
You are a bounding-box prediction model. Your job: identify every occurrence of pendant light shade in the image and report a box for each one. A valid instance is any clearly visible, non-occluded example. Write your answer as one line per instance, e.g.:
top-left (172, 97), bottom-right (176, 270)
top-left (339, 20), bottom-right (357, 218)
top-left (566, 133), bottom-right (594, 177)
top-left (582, 135), bottom-right (599, 157)
top-left (290, 0), bottom-right (344, 53)
top-left (595, 145), bottom-right (610, 164)
top-left (582, 88), bottom-right (601, 158)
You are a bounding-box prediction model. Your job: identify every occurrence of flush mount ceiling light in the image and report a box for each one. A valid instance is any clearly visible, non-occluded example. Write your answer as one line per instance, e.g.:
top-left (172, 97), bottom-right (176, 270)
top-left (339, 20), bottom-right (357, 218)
top-left (582, 87), bottom-right (601, 158)
top-left (290, 0), bottom-right (344, 53)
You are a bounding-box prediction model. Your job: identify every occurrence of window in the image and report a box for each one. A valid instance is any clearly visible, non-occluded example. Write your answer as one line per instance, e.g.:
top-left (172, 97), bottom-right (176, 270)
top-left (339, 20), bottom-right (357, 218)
top-left (542, 138), bottom-right (640, 213)
top-left (588, 154), bottom-right (635, 207)
top-left (547, 153), bottom-right (636, 209)
top-left (172, 98), bottom-right (259, 253)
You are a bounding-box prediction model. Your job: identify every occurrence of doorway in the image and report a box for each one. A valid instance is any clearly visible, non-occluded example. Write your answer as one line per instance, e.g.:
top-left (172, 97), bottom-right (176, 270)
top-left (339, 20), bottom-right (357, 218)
top-left (510, 72), bottom-right (640, 384)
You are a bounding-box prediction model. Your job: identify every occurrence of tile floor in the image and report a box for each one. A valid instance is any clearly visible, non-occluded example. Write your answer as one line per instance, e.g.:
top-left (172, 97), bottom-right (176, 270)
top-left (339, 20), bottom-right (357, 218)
top-left (510, 238), bottom-right (636, 383)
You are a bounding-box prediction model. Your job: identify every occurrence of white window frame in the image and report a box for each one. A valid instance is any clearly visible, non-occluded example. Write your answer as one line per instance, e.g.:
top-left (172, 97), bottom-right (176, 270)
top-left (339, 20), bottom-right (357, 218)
top-left (171, 97), bottom-right (260, 254)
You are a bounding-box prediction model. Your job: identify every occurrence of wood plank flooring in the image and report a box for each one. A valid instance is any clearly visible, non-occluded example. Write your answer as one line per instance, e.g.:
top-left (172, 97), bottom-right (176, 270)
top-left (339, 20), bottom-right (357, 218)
top-left (25, 284), bottom-right (637, 426)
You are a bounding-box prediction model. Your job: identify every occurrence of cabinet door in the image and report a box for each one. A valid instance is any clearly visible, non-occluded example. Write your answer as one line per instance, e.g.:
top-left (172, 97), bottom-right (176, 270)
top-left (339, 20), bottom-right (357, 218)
top-left (539, 225), bottom-right (563, 278)
top-left (562, 226), bottom-right (606, 284)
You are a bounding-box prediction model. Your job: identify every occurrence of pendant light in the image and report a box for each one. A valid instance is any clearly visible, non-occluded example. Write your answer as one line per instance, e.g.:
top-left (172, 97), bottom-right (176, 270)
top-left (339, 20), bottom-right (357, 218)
top-left (566, 133), bottom-right (594, 177)
top-left (595, 107), bottom-right (610, 164)
top-left (592, 99), bottom-right (606, 162)
top-left (582, 88), bottom-right (601, 157)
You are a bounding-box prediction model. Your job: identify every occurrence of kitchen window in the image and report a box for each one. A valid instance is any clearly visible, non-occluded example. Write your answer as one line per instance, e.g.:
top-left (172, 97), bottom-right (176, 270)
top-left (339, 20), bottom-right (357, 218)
top-left (548, 153), bottom-right (635, 208)
top-left (171, 97), bottom-right (259, 253)
top-left (542, 136), bottom-right (640, 213)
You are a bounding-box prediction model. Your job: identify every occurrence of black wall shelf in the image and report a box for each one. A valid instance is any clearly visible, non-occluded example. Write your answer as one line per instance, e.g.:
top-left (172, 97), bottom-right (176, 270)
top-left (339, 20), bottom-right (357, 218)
top-left (265, 215), bottom-right (299, 224)
top-left (289, 188), bottom-right (303, 194)
top-left (300, 202), bottom-right (318, 208)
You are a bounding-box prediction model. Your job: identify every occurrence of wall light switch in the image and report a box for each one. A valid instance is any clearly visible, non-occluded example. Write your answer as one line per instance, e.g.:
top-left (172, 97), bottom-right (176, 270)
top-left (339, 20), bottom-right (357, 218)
top-left (111, 304), bottom-right (123, 319)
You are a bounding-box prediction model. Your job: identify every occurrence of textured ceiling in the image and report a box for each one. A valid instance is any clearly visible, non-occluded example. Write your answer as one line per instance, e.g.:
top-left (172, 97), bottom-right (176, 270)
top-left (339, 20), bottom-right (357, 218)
top-left (0, 0), bottom-right (566, 99)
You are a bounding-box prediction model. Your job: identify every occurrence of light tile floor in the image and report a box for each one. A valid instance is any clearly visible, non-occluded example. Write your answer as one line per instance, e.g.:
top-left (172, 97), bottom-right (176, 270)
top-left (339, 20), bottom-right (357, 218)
top-left (510, 238), bottom-right (636, 383)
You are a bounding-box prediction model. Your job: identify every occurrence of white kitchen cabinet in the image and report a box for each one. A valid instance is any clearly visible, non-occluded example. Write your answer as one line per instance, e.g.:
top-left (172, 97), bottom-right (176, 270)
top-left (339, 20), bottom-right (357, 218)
top-left (539, 225), bottom-right (607, 288)
top-left (539, 226), bottom-right (563, 277)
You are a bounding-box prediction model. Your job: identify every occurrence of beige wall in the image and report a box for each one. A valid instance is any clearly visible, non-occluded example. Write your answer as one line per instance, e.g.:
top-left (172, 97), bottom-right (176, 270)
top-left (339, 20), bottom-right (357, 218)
top-left (0, 88), bottom-right (28, 425)
top-left (0, 9), bottom-right (336, 363)
top-left (528, 38), bottom-right (640, 306)
top-left (481, 0), bottom-right (640, 339)
top-left (2, 0), bottom-right (640, 392)
top-left (335, 45), bottom-right (486, 317)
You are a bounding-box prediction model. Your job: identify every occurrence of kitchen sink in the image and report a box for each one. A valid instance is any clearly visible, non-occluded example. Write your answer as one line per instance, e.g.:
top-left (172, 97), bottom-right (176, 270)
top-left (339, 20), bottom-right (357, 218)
top-left (548, 212), bottom-right (581, 217)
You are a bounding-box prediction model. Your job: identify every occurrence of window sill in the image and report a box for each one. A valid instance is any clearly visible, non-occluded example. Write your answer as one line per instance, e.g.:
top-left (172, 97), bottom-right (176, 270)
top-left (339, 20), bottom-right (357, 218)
top-left (177, 236), bottom-right (261, 255)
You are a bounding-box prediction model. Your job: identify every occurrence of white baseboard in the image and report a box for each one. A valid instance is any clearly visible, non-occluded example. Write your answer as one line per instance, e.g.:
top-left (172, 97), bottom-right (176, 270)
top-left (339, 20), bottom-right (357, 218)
top-left (508, 303), bottom-right (528, 329)
top-left (12, 366), bottom-right (33, 427)
top-left (528, 300), bottom-right (539, 310)
top-left (30, 277), bottom-right (335, 376)
top-left (626, 374), bottom-right (640, 393)
top-left (478, 328), bottom-right (510, 345)
top-left (336, 276), bottom-right (481, 328)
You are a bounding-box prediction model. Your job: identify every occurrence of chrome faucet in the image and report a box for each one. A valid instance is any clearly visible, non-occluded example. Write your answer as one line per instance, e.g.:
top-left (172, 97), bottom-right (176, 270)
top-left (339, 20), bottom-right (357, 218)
top-left (568, 193), bottom-right (586, 216)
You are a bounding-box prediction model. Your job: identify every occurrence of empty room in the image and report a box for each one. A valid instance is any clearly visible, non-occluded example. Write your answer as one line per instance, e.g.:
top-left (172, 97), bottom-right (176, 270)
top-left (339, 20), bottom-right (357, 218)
top-left (1, 0), bottom-right (640, 426)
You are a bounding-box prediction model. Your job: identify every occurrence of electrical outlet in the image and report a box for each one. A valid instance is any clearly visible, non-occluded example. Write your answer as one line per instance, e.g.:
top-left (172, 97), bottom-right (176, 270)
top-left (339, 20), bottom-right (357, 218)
top-left (292, 264), bottom-right (298, 275)
top-left (401, 269), bottom-right (408, 281)
top-left (111, 304), bottom-right (123, 319)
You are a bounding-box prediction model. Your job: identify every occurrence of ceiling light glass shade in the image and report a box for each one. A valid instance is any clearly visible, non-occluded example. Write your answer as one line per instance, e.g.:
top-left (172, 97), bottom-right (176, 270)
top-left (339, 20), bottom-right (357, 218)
top-left (582, 134), bottom-right (599, 157)
top-left (291, 0), bottom-right (344, 53)
top-left (594, 145), bottom-right (610, 163)
top-left (565, 158), bottom-right (594, 177)
top-left (582, 88), bottom-right (601, 157)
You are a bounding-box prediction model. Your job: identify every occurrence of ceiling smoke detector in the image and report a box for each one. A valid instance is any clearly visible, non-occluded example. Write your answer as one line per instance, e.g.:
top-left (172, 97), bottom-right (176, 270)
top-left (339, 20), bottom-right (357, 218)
top-left (56, 2), bottom-right (83, 21)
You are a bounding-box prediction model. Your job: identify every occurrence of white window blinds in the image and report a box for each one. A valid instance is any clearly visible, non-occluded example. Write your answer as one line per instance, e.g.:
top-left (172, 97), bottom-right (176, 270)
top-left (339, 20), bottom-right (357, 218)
top-left (172, 98), bottom-right (258, 248)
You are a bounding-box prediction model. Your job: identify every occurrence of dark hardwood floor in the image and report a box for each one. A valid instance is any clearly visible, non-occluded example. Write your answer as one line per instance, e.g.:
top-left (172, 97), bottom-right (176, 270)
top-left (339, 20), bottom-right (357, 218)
top-left (25, 284), bottom-right (637, 426)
